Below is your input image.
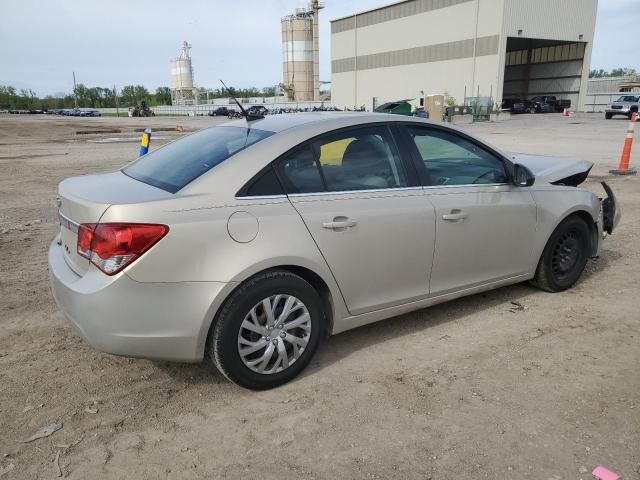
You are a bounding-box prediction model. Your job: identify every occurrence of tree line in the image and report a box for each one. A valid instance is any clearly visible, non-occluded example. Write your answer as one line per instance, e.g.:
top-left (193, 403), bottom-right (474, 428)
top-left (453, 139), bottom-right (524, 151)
top-left (0, 84), bottom-right (282, 110)
top-left (0, 84), bottom-right (171, 110)
top-left (589, 67), bottom-right (638, 78)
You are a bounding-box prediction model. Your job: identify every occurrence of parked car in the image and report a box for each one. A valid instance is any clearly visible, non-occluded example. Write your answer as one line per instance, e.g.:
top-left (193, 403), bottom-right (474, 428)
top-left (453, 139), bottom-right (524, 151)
top-left (501, 98), bottom-right (531, 114)
top-left (374, 101), bottom-right (412, 115)
top-left (209, 107), bottom-right (233, 117)
top-left (246, 105), bottom-right (269, 117)
top-left (49, 113), bottom-right (620, 389)
top-left (605, 95), bottom-right (640, 120)
top-left (412, 108), bottom-right (428, 118)
top-left (528, 95), bottom-right (571, 113)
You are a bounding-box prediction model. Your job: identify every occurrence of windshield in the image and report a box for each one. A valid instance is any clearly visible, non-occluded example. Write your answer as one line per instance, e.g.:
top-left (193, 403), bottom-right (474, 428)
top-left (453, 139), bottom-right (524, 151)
top-left (616, 95), bottom-right (639, 102)
top-left (123, 126), bottom-right (273, 193)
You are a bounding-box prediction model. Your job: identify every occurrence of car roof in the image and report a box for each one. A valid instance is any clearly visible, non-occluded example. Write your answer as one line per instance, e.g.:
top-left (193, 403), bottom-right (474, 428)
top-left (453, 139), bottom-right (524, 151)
top-left (217, 112), bottom-right (509, 158)
top-left (220, 111), bottom-right (438, 134)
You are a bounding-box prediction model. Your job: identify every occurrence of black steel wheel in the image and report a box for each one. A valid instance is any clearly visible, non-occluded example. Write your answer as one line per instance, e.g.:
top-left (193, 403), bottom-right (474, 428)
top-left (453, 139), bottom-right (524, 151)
top-left (531, 216), bottom-right (591, 292)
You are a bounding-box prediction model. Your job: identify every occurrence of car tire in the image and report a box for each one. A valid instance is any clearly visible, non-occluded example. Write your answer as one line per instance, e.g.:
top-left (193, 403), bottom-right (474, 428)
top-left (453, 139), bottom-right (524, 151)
top-left (605, 113), bottom-right (612, 120)
top-left (529, 107), bottom-right (537, 114)
top-left (209, 270), bottom-right (324, 389)
top-left (531, 216), bottom-right (591, 293)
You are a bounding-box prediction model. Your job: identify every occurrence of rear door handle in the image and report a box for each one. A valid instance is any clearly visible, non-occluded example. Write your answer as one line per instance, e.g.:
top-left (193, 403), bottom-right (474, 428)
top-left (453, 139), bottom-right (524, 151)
top-left (323, 218), bottom-right (357, 230)
top-left (442, 211), bottom-right (467, 221)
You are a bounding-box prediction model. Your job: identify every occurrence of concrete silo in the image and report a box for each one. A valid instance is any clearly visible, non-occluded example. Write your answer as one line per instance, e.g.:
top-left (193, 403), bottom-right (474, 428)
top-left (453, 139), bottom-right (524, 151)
top-left (281, 1), bottom-right (323, 102)
top-left (170, 41), bottom-right (197, 105)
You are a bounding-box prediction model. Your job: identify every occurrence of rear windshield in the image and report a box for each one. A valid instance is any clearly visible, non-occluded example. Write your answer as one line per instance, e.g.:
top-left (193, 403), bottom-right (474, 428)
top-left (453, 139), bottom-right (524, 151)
top-left (123, 126), bottom-right (273, 193)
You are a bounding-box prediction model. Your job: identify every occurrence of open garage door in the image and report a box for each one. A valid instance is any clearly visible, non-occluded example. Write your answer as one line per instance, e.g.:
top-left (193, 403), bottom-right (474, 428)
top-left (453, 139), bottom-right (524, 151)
top-left (502, 37), bottom-right (586, 110)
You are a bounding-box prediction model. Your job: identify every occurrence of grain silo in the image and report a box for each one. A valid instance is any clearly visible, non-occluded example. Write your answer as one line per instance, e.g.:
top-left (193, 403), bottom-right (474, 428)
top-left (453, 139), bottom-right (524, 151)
top-left (281, 1), bottom-right (323, 102)
top-left (170, 41), bottom-right (197, 105)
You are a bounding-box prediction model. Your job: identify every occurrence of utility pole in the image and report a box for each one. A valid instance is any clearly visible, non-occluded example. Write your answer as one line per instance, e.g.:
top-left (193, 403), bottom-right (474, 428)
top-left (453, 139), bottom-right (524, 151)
top-left (114, 85), bottom-right (119, 116)
top-left (72, 71), bottom-right (78, 108)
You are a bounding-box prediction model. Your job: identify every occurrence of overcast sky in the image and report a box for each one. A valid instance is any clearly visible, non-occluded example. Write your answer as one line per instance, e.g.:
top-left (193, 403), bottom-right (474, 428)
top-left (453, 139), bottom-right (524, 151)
top-left (0, 0), bottom-right (638, 96)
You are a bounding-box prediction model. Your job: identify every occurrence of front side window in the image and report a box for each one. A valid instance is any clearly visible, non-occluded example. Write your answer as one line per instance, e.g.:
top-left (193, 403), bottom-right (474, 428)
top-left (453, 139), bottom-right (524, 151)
top-left (406, 126), bottom-right (508, 186)
top-left (124, 126), bottom-right (273, 193)
top-left (277, 125), bottom-right (408, 194)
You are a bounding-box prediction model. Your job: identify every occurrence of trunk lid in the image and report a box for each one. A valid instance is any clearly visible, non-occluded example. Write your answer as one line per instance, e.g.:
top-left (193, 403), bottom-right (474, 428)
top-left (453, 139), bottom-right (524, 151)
top-left (57, 171), bottom-right (173, 276)
top-left (510, 154), bottom-right (593, 186)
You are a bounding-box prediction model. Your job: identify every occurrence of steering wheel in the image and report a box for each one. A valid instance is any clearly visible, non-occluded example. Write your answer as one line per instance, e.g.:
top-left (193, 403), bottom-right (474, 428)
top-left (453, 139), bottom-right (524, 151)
top-left (471, 169), bottom-right (495, 184)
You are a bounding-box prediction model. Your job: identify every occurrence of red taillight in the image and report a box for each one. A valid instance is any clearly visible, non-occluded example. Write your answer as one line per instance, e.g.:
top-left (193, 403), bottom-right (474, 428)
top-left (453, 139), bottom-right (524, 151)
top-left (77, 223), bottom-right (169, 275)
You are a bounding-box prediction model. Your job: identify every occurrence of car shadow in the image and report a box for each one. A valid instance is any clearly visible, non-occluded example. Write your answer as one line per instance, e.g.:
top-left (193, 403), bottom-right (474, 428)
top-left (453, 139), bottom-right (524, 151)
top-left (151, 359), bottom-right (225, 386)
top-left (153, 252), bottom-right (616, 388)
top-left (303, 281), bottom-right (540, 379)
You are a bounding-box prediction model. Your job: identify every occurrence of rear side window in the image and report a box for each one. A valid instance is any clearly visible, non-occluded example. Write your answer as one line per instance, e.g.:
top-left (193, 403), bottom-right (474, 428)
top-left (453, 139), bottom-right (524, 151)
top-left (124, 126), bottom-right (273, 193)
top-left (277, 125), bottom-right (408, 194)
top-left (278, 145), bottom-right (325, 194)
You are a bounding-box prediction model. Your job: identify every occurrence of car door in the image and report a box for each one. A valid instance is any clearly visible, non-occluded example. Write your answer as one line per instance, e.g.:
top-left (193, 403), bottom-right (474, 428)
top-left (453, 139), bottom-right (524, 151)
top-left (275, 124), bottom-right (436, 316)
top-left (401, 124), bottom-right (537, 296)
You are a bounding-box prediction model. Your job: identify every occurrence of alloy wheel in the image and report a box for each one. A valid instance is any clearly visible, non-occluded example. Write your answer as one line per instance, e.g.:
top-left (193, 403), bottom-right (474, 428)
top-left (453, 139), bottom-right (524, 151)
top-left (237, 295), bottom-right (311, 374)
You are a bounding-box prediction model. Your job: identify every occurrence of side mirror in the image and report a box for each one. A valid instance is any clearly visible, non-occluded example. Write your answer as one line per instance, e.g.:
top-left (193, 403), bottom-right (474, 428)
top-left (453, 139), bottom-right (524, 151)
top-left (513, 164), bottom-right (535, 187)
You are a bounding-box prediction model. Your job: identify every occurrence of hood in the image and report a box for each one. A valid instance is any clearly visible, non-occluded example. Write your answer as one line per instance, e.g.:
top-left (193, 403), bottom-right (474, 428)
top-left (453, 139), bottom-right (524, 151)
top-left (510, 154), bottom-right (593, 186)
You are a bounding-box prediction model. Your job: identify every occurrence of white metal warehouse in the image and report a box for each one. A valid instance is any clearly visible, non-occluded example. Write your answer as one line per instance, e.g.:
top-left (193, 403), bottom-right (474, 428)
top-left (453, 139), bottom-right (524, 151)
top-left (330, 0), bottom-right (598, 111)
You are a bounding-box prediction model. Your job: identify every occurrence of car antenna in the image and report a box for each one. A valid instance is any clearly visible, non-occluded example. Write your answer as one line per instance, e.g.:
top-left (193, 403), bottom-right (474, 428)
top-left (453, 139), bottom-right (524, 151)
top-left (220, 80), bottom-right (264, 122)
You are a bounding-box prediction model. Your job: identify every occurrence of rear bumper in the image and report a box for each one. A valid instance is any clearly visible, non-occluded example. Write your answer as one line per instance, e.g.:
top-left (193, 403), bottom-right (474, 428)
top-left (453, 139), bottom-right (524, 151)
top-left (48, 237), bottom-right (227, 362)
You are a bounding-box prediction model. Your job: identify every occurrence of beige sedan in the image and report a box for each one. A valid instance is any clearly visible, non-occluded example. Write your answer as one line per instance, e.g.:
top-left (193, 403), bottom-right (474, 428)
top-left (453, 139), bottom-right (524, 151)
top-left (49, 113), bottom-right (619, 389)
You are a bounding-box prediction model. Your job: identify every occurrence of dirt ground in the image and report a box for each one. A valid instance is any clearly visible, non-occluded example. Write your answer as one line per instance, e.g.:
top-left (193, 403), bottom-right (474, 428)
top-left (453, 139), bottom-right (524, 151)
top-left (0, 113), bottom-right (638, 480)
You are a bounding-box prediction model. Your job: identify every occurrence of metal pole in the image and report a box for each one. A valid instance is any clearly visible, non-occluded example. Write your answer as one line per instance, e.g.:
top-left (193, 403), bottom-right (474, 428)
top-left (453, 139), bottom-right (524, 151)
top-left (312, 0), bottom-right (320, 101)
top-left (489, 84), bottom-right (493, 110)
top-left (114, 85), bottom-right (119, 116)
top-left (470, 0), bottom-right (479, 104)
top-left (354, 14), bottom-right (358, 109)
top-left (72, 71), bottom-right (78, 108)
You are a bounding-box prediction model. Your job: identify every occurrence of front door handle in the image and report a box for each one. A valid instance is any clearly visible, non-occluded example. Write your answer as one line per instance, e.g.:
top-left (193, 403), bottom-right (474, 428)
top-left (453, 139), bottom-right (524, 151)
top-left (442, 210), bottom-right (467, 222)
top-left (323, 217), bottom-right (357, 230)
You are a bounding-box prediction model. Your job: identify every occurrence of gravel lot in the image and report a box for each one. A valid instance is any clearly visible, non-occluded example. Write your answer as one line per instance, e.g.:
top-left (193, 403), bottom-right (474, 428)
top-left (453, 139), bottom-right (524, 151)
top-left (0, 113), bottom-right (638, 479)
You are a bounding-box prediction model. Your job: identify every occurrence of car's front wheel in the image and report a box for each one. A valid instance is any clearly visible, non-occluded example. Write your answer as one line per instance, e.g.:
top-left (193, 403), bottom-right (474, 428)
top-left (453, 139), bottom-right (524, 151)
top-left (531, 216), bottom-right (591, 292)
top-left (529, 107), bottom-right (537, 114)
top-left (209, 270), bottom-right (324, 389)
top-left (605, 113), bottom-right (613, 119)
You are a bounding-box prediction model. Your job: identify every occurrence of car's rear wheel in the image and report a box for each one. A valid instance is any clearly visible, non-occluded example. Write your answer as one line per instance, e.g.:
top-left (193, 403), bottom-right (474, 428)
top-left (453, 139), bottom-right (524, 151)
top-left (529, 107), bottom-right (537, 114)
top-left (209, 270), bottom-right (324, 389)
top-left (531, 216), bottom-right (591, 292)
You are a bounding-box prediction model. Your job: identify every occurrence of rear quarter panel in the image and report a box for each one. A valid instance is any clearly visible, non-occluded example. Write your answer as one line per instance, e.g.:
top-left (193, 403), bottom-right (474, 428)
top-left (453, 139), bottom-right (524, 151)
top-left (99, 196), bottom-right (349, 335)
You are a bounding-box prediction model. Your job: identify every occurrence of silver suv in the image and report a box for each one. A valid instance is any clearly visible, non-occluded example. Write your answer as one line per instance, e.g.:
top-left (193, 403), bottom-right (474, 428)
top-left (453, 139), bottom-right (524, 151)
top-left (605, 94), bottom-right (640, 119)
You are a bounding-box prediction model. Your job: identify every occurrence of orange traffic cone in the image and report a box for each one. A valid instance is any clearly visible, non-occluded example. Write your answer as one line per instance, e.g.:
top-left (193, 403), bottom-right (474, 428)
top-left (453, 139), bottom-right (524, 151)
top-left (563, 108), bottom-right (570, 117)
top-left (610, 112), bottom-right (638, 175)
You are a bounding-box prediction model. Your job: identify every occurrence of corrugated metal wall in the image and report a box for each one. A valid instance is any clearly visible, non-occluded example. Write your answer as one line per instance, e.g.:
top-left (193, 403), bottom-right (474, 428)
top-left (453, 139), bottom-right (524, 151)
top-left (331, 0), bottom-right (473, 33)
top-left (332, 35), bottom-right (499, 73)
top-left (502, 0), bottom-right (597, 41)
